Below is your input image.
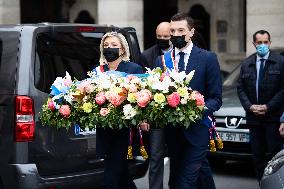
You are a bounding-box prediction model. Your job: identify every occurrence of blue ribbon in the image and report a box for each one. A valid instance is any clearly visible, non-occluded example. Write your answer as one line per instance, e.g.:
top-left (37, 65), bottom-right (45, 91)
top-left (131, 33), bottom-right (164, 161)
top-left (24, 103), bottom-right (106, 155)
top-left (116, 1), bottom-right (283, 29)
top-left (163, 51), bottom-right (175, 71)
top-left (50, 85), bottom-right (68, 96)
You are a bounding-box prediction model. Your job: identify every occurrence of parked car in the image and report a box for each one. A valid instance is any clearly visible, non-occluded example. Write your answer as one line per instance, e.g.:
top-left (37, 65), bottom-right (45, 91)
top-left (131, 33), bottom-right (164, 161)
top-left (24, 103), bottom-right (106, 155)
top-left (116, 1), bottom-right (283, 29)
top-left (220, 69), bottom-right (230, 82)
top-left (210, 64), bottom-right (251, 162)
top-left (0, 23), bottom-right (148, 189)
top-left (261, 148), bottom-right (284, 189)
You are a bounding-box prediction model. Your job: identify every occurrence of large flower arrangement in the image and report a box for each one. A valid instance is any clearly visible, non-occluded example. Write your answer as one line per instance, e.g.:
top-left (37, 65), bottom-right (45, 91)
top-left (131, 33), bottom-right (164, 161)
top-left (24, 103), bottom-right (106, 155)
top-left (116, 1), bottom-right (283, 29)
top-left (140, 68), bottom-right (205, 128)
top-left (40, 67), bottom-right (205, 130)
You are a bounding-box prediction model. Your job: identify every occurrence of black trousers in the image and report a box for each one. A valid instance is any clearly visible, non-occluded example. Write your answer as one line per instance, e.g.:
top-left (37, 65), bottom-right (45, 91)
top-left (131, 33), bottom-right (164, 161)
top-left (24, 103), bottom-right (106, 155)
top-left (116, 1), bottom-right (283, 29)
top-left (166, 126), bottom-right (216, 189)
top-left (102, 129), bottom-right (136, 189)
top-left (149, 128), bottom-right (165, 189)
top-left (249, 122), bottom-right (283, 181)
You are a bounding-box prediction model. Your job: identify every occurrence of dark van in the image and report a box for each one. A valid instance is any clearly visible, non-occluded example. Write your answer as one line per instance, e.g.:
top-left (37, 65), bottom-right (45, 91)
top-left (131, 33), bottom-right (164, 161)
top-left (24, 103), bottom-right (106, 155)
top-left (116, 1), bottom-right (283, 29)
top-left (0, 24), bottom-right (148, 189)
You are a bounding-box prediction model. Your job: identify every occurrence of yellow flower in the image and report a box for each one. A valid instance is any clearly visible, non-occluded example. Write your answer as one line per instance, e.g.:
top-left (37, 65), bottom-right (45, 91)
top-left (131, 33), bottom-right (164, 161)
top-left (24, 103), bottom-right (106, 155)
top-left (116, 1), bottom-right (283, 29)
top-left (177, 87), bottom-right (188, 97)
top-left (82, 102), bottom-right (92, 113)
top-left (154, 93), bottom-right (166, 104)
top-left (127, 93), bottom-right (137, 103)
top-left (114, 87), bottom-right (123, 94)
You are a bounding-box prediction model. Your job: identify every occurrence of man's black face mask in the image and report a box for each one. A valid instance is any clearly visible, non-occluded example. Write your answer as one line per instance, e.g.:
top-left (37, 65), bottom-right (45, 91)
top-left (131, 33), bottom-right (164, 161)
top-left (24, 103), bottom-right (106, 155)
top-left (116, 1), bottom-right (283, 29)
top-left (156, 39), bottom-right (170, 50)
top-left (103, 48), bottom-right (120, 62)
top-left (170, 35), bottom-right (187, 49)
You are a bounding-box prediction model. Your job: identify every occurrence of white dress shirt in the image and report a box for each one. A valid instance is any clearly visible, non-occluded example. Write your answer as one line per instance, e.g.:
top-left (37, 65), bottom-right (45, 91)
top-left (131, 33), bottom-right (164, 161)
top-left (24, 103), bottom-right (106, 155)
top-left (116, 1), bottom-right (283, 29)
top-left (174, 42), bottom-right (193, 71)
top-left (256, 52), bottom-right (270, 101)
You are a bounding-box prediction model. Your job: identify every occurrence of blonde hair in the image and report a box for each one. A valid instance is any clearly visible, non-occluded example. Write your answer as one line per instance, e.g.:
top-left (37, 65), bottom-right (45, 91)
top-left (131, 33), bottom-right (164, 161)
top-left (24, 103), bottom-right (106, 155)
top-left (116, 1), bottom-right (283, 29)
top-left (99, 32), bottom-right (130, 65)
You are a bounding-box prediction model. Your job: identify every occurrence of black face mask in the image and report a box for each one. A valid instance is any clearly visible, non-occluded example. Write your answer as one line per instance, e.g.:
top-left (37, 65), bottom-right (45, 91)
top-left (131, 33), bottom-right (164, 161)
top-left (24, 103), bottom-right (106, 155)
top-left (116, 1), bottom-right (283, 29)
top-left (103, 48), bottom-right (120, 62)
top-left (156, 39), bottom-right (170, 50)
top-left (170, 35), bottom-right (187, 49)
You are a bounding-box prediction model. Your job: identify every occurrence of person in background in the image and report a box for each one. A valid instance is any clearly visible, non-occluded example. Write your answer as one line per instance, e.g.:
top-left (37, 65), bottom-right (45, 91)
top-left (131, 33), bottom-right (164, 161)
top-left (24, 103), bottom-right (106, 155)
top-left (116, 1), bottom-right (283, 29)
top-left (237, 30), bottom-right (284, 182)
top-left (191, 30), bottom-right (208, 50)
top-left (74, 10), bottom-right (95, 24)
top-left (95, 32), bottom-right (144, 189)
top-left (138, 22), bottom-right (172, 70)
top-left (138, 21), bottom-right (172, 189)
top-left (152, 13), bottom-right (222, 189)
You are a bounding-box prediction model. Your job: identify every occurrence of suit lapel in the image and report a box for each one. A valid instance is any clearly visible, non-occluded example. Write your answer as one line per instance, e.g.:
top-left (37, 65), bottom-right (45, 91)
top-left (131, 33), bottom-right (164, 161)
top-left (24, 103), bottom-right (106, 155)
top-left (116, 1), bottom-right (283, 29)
top-left (185, 45), bottom-right (200, 73)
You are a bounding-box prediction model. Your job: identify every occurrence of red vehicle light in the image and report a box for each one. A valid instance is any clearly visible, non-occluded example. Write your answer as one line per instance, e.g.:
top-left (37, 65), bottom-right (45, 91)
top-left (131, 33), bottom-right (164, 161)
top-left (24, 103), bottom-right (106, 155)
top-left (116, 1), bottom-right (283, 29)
top-left (77, 26), bottom-right (96, 32)
top-left (15, 96), bottom-right (35, 142)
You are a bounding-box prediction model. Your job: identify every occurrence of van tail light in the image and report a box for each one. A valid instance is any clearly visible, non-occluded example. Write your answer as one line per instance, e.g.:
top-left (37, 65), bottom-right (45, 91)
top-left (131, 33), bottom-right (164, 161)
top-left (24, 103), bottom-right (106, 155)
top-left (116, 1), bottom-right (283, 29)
top-left (15, 96), bottom-right (35, 142)
top-left (77, 26), bottom-right (96, 32)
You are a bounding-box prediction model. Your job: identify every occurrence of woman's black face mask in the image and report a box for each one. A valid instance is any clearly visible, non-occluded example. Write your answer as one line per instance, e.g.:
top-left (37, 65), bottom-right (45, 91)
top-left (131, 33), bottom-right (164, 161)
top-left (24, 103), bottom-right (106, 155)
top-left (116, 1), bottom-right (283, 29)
top-left (103, 48), bottom-right (120, 62)
top-left (170, 35), bottom-right (187, 49)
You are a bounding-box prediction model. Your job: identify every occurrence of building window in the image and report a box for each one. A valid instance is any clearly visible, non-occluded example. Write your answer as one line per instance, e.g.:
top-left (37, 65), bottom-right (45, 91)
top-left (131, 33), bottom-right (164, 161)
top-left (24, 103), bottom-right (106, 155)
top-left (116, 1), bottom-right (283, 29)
top-left (218, 39), bottom-right (227, 53)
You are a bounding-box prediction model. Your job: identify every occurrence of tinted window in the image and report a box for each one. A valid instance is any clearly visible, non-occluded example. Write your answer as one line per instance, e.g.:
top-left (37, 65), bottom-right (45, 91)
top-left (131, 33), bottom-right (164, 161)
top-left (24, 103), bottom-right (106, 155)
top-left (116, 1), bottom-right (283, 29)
top-left (35, 32), bottom-right (103, 93)
top-left (0, 31), bottom-right (20, 94)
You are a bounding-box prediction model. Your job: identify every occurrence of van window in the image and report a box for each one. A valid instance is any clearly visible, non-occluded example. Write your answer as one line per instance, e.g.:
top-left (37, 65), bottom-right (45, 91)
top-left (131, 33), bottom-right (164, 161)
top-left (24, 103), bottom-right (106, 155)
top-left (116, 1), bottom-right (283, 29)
top-left (0, 31), bottom-right (20, 94)
top-left (35, 32), bottom-right (104, 93)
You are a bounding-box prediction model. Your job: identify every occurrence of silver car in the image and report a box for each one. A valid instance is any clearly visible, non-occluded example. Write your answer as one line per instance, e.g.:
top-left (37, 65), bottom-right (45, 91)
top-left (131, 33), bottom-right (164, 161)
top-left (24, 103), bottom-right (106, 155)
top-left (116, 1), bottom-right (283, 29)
top-left (211, 64), bottom-right (251, 161)
top-left (261, 148), bottom-right (284, 189)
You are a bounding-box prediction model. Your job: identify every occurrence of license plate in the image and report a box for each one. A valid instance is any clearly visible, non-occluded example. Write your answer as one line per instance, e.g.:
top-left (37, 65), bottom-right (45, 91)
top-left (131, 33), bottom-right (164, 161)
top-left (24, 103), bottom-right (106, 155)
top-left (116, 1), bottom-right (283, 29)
top-left (74, 124), bottom-right (96, 136)
top-left (218, 131), bottom-right (249, 143)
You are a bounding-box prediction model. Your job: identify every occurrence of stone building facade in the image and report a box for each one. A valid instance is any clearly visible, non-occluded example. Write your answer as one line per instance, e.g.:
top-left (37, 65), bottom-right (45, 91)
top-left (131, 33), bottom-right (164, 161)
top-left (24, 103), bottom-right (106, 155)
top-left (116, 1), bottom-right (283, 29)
top-left (0, 0), bottom-right (284, 71)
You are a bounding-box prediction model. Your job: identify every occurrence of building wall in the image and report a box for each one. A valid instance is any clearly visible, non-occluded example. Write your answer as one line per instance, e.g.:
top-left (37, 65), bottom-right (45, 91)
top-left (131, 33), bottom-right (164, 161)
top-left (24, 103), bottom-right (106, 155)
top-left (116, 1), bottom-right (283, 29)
top-left (1, 0), bottom-right (284, 67)
top-left (0, 0), bottom-right (20, 24)
top-left (246, 0), bottom-right (284, 55)
top-left (97, 0), bottom-right (144, 49)
top-left (178, 0), bottom-right (246, 71)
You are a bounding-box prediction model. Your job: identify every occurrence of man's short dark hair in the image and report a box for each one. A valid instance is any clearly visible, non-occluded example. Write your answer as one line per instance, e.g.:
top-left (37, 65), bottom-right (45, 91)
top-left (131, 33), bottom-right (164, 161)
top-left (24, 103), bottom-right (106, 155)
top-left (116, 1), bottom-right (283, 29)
top-left (171, 13), bottom-right (195, 30)
top-left (253, 30), bottom-right (271, 42)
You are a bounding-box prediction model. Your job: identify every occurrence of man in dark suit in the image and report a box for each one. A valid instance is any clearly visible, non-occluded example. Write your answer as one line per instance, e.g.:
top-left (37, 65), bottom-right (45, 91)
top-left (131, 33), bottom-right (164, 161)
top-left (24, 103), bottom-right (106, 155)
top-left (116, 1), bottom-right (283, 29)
top-left (138, 22), bottom-right (172, 189)
top-left (237, 30), bottom-right (284, 182)
top-left (139, 22), bottom-right (172, 70)
top-left (153, 13), bottom-right (222, 189)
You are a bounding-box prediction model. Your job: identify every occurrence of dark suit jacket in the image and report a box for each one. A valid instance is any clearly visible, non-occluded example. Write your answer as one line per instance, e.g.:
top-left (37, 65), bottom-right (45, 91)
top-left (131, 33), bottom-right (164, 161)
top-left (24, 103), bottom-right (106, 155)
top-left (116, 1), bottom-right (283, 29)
top-left (96, 61), bottom-right (144, 158)
top-left (138, 44), bottom-right (162, 70)
top-left (154, 46), bottom-right (222, 146)
top-left (237, 52), bottom-right (284, 124)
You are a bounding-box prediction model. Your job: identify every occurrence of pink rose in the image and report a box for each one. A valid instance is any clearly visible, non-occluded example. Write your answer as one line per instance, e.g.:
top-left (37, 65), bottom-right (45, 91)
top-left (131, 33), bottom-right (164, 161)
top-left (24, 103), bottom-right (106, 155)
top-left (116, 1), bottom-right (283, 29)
top-left (59, 105), bottom-right (71, 117)
top-left (129, 84), bottom-right (138, 93)
top-left (95, 92), bottom-right (106, 105)
top-left (47, 100), bottom-right (55, 111)
top-left (100, 108), bottom-right (110, 117)
top-left (136, 89), bottom-right (152, 107)
top-left (109, 93), bottom-right (126, 107)
top-left (77, 80), bottom-right (92, 94)
top-left (167, 92), bottom-right (180, 108)
top-left (191, 91), bottom-right (205, 106)
top-left (64, 79), bottom-right (72, 87)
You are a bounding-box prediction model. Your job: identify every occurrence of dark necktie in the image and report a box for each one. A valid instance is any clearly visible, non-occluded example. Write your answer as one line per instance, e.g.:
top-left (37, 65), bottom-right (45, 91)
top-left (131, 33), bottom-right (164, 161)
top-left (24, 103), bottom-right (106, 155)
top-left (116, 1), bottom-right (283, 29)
top-left (258, 59), bottom-right (265, 89)
top-left (178, 52), bottom-right (185, 72)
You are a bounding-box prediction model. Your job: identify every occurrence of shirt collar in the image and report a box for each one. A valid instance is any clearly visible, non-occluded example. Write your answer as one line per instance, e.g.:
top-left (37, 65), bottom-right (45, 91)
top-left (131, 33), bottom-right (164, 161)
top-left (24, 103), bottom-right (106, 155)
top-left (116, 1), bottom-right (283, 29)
top-left (256, 51), bottom-right (270, 61)
top-left (175, 42), bottom-right (193, 56)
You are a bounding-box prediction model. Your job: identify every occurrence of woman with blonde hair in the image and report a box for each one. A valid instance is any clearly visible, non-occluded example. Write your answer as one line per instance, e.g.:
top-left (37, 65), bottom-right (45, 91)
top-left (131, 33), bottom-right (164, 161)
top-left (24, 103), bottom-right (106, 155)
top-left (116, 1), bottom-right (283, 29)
top-left (95, 31), bottom-right (143, 189)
